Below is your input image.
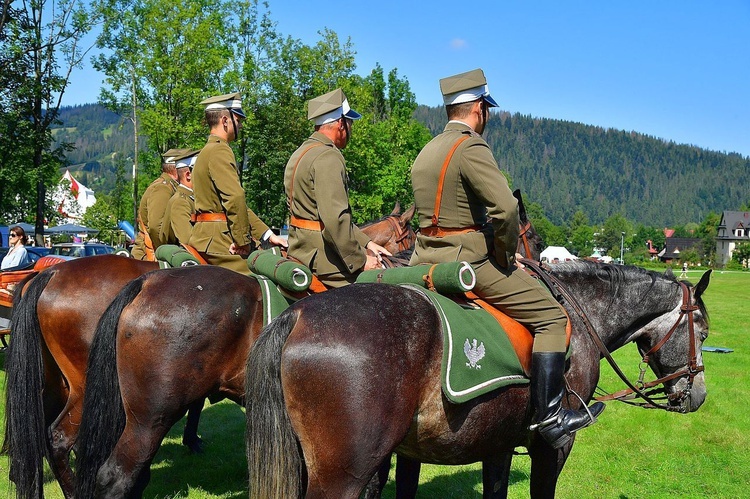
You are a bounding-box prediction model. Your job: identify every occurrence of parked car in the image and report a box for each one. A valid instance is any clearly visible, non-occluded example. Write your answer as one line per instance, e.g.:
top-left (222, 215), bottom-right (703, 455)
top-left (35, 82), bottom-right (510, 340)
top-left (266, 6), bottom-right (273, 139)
top-left (50, 242), bottom-right (116, 258)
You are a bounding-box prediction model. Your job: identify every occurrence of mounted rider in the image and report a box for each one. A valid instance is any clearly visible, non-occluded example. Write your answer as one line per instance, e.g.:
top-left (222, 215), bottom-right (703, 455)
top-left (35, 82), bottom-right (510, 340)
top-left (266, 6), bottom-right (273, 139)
top-left (284, 88), bottom-right (390, 288)
top-left (160, 148), bottom-right (200, 247)
top-left (409, 68), bottom-right (605, 448)
top-left (131, 148), bottom-right (187, 260)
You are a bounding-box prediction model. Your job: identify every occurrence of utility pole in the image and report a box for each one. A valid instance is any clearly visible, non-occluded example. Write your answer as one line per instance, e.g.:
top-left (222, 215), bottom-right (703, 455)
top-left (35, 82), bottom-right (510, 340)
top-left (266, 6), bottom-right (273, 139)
top-left (620, 232), bottom-right (625, 264)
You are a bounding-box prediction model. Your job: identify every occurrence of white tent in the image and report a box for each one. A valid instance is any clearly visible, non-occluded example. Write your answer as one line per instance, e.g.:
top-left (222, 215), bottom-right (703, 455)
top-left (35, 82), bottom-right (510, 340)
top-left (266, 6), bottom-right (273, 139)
top-left (540, 246), bottom-right (577, 263)
top-left (53, 170), bottom-right (97, 221)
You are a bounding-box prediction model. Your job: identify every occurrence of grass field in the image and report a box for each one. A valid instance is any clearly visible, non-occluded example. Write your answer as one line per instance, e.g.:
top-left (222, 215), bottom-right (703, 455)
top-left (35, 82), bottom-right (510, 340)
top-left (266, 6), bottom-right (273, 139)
top-left (1, 269), bottom-right (748, 497)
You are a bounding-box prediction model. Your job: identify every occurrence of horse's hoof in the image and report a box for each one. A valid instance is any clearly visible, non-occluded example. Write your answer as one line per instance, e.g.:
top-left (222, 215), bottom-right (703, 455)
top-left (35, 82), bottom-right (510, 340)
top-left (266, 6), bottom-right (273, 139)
top-left (183, 436), bottom-right (204, 454)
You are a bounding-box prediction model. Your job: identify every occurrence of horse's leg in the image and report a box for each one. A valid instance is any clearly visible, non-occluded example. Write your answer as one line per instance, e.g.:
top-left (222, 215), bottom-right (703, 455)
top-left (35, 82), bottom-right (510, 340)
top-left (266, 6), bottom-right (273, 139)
top-left (528, 437), bottom-right (573, 499)
top-left (482, 452), bottom-right (513, 499)
top-left (395, 455), bottom-right (421, 499)
top-left (46, 393), bottom-right (82, 498)
top-left (181, 398), bottom-right (205, 453)
top-left (361, 456), bottom-right (391, 499)
top-left (94, 421), bottom-right (172, 498)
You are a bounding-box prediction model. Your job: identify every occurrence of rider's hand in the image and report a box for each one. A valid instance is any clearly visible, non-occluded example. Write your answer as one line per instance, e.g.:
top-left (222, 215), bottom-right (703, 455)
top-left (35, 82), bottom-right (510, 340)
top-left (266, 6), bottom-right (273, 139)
top-left (229, 242), bottom-right (251, 256)
top-left (267, 234), bottom-right (288, 248)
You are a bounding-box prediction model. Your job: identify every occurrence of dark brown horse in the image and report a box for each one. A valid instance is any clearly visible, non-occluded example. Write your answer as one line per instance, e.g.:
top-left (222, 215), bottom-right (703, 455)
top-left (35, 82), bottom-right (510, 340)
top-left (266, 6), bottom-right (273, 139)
top-left (245, 263), bottom-right (711, 498)
top-left (2, 206), bottom-right (416, 498)
top-left (60, 207), bottom-right (415, 498)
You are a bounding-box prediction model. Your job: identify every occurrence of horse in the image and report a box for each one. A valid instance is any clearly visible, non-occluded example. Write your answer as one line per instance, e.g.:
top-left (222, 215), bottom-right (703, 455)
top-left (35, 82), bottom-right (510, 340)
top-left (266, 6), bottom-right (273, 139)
top-left (2, 206), bottom-right (416, 499)
top-left (64, 206), bottom-right (416, 497)
top-left (244, 262), bottom-right (711, 498)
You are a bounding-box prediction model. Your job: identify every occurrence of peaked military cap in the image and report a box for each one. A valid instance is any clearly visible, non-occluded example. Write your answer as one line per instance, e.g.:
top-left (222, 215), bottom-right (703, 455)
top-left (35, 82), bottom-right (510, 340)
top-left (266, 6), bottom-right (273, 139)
top-left (162, 148), bottom-right (193, 165)
top-left (200, 92), bottom-right (247, 118)
top-left (173, 149), bottom-right (201, 169)
top-left (307, 88), bottom-right (361, 126)
top-left (439, 68), bottom-right (499, 108)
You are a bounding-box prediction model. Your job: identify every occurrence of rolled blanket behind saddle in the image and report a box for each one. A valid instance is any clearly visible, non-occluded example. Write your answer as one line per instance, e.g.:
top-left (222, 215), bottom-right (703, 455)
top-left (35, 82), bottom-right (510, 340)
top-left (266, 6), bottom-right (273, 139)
top-left (247, 250), bottom-right (312, 292)
top-left (154, 244), bottom-right (201, 267)
top-left (356, 261), bottom-right (476, 294)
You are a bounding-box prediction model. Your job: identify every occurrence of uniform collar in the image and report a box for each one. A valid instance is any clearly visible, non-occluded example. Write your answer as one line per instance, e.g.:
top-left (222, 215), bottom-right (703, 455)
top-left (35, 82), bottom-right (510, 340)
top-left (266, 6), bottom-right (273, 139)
top-left (207, 134), bottom-right (228, 145)
top-left (310, 131), bottom-right (336, 147)
top-left (445, 120), bottom-right (475, 133)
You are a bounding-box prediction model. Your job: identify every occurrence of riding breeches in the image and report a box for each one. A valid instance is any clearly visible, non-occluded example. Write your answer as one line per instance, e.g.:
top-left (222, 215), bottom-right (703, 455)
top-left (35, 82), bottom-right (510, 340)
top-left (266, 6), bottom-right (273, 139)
top-left (472, 258), bottom-right (568, 353)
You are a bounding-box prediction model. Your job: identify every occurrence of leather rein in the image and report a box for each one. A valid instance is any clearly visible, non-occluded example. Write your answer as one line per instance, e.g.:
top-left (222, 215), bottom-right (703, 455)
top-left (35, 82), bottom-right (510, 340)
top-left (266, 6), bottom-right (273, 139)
top-left (517, 220), bottom-right (535, 259)
top-left (521, 258), bottom-right (703, 413)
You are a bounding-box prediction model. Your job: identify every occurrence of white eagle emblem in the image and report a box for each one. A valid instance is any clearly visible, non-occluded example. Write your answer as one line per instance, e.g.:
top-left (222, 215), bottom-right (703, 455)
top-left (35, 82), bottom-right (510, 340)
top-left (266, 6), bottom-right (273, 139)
top-left (464, 338), bottom-right (485, 369)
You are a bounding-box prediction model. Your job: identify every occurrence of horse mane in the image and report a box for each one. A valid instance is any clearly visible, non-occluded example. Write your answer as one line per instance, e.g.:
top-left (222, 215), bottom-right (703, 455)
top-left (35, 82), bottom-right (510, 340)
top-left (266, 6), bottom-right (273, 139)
top-left (548, 260), bottom-right (709, 322)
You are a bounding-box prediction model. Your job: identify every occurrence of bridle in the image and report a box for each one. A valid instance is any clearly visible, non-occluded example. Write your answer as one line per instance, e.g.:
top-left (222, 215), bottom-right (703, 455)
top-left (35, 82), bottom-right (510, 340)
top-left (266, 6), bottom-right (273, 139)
top-left (517, 220), bottom-right (535, 259)
top-left (381, 215), bottom-right (416, 255)
top-left (522, 259), bottom-right (704, 413)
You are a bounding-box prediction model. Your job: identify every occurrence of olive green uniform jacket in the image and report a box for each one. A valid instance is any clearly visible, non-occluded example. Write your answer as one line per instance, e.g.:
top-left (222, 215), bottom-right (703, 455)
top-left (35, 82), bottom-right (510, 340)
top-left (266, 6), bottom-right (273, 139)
top-left (410, 121), bottom-right (567, 353)
top-left (284, 132), bottom-right (370, 287)
top-left (188, 134), bottom-right (269, 274)
top-left (131, 173), bottom-right (179, 260)
top-left (410, 121), bottom-right (519, 267)
top-left (160, 184), bottom-right (195, 246)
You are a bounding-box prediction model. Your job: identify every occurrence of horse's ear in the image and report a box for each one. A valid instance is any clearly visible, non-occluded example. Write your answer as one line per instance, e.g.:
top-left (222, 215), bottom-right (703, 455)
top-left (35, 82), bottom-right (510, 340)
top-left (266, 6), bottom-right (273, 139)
top-left (512, 189), bottom-right (526, 217)
top-left (693, 269), bottom-right (711, 300)
top-left (390, 202), bottom-right (401, 216)
top-left (664, 267), bottom-right (675, 279)
top-left (401, 203), bottom-right (416, 225)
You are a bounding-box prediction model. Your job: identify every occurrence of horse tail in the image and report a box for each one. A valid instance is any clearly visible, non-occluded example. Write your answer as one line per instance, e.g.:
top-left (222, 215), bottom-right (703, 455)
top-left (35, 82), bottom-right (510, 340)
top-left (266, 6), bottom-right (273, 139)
top-left (2, 270), bottom-right (49, 498)
top-left (246, 308), bottom-right (304, 499)
top-left (74, 276), bottom-right (144, 499)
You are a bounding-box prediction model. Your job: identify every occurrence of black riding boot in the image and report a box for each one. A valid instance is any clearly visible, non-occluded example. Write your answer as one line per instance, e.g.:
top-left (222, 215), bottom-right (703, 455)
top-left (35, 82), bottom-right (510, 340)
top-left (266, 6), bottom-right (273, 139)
top-left (530, 351), bottom-right (605, 449)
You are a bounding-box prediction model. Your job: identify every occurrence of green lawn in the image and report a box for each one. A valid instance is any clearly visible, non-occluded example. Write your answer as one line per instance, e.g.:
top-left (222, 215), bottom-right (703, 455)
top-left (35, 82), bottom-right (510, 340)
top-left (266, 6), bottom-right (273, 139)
top-left (1, 269), bottom-right (748, 497)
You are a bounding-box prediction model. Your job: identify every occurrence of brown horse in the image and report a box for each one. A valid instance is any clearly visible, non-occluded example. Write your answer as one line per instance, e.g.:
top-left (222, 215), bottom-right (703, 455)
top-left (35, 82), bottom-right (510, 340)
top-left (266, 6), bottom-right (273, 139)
top-left (2, 207), bottom-right (416, 499)
top-left (56, 207), bottom-right (414, 498)
top-left (245, 263), bottom-right (711, 498)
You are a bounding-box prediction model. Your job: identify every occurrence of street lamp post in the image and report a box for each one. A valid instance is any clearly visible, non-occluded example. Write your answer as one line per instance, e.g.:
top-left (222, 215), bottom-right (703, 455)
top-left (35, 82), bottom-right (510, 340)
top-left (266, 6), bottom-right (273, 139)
top-left (620, 232), bottom-right (625, 265)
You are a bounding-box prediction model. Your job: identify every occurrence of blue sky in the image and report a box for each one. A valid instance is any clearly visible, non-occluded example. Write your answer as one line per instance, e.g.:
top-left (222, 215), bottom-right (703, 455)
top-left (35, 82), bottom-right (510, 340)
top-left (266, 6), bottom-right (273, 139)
top-left (64, 1), bottom-right (750, 157)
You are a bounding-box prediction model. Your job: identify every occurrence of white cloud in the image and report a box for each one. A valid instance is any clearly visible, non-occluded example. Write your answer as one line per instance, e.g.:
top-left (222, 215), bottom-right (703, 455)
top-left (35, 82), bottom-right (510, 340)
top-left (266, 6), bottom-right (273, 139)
top-left (450, 38), bottom-right (468, 50)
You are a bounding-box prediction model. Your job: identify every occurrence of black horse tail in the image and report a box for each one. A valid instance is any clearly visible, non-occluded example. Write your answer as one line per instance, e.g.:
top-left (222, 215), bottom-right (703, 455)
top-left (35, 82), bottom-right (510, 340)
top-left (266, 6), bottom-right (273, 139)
top-left (246, 308), bottom-right (304, 499)
top-left (2, 270), bottom-right (48, 499)
top-left (74, 276), bottom-right (145, 499)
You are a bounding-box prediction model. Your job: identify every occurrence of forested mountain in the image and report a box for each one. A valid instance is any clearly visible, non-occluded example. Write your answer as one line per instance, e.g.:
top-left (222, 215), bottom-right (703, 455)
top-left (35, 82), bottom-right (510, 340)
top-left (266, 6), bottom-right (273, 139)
top-left (415, 106), bottom-right (749, 227)
top-left (56, 103), bottom-right (749, 228)
top-left (52, 104), bottom-right (139, 193)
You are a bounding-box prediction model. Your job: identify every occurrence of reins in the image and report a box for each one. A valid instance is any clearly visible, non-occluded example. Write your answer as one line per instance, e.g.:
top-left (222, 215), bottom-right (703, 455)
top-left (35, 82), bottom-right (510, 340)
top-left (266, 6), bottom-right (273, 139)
top-left (521, 258), bottom-right (703, 413)
top-left (517, 220), bottom-right (534, 259)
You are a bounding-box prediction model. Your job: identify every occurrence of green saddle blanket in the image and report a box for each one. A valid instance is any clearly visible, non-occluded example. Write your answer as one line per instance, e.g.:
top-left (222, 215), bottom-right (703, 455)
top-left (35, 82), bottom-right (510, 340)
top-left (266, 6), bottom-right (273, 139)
top-left (405, 285), bottom-right (529, 404)
top-left (253, 275), bottom-right (290, 326)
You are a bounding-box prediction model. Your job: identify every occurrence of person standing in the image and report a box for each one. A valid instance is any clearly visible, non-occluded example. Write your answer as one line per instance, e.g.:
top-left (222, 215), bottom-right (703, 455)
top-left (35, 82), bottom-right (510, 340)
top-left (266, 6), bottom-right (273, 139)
top-left (131, 149), bottom-right (187, 260)
top-left (1, 225), bottom-right (30, 270)
top-left (284, 88), bottom-right (390, 288)
top-left (161, 149), bottom-right (200, 247)
top-left (409, 68), bottom-right (604, 449)
top-left (188, 92), bottom-right (286, 274)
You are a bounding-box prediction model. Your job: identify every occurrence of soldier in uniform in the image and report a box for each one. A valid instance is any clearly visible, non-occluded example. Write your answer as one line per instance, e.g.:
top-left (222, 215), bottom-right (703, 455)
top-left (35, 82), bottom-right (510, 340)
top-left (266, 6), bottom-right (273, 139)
top-left (410, 68), bottom-right (604, 449)
top-left (188, 92), bottom-right (286, 274)
top-left (131, 149), bottom-right (187, 260)
top-left (284, 88), bottom-right (391, 288)
top-left (161, 149), bottom-right (200, 247)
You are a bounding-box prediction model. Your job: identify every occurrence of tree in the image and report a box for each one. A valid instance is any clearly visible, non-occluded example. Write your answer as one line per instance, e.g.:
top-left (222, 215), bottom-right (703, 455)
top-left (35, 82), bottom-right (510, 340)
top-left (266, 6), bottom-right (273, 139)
top-left (94, 0), bottom-right (232, 190)
top-left (0, 0), bottom-right (96, 243)
top-left (596, 214), bottom-right (632, 258)
top-left (731, 242), bottom-right (750, 268)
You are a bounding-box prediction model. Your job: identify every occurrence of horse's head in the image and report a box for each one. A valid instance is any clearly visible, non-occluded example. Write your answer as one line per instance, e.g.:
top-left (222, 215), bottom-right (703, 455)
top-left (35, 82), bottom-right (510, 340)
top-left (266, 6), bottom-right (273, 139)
top-left (513, 189), bottom-right (543, 261)
top-left (360, 203), bottom-right (417, 256)
top-left (636, 270), bottom-right (711, 413)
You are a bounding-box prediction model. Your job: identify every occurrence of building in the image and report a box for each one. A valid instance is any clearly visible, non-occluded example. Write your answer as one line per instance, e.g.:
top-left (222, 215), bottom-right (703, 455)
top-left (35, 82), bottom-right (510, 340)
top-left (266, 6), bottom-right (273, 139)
top-left (715, 210), bottom-right (750, 266)
top-left (658, 237), bottom-right (702, 263)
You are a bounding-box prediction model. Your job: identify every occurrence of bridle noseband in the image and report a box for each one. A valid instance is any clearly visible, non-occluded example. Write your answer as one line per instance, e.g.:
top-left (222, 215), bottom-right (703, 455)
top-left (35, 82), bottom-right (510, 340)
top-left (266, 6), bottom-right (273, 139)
top-left (522, 259), bottom-right (704, 413)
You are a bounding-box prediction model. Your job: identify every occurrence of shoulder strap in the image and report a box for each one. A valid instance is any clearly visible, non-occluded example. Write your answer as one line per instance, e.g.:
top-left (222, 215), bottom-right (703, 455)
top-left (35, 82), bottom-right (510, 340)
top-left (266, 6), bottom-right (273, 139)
top-left (431, 135), bottom-right (471, 227)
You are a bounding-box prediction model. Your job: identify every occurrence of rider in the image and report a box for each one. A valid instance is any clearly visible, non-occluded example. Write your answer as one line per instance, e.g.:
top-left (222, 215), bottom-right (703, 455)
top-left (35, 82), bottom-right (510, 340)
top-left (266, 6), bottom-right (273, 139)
top-left (131, 148), bottom-right (187, 260)
top-left (284, 88), bottom-right (390, 288)
top-left (160, 149), bottom-right (200, 247)
top-left (188, 92), bottom-right (287, 274)
top-left (409, 68), bottom-right (604, 449)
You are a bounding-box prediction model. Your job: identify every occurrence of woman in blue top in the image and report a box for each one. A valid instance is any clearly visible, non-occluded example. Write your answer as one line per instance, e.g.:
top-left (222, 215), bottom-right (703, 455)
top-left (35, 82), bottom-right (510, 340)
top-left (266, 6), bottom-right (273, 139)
top-left (2, 225), bottom-right (30, 270)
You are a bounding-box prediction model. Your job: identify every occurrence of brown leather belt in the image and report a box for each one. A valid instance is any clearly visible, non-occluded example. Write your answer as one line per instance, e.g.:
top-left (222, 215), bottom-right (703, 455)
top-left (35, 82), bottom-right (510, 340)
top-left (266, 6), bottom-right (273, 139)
top-left (420, 225), bottom-right (481, 237)
top-left (290, 215), bottom-right (324, 231)
top-left (193, 212), bottom-right (228, 222)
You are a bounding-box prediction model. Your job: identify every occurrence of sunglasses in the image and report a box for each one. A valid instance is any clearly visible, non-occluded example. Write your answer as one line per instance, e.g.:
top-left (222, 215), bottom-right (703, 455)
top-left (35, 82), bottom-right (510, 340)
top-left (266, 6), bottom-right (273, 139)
top-left (9, 233), bottom-right (18, 237)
